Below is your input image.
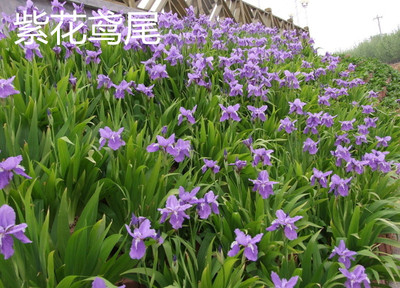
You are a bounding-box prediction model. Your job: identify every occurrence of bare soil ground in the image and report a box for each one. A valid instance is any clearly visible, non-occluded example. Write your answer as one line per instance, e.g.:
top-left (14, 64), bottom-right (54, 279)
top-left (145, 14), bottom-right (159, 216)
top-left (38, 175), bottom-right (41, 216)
top-left (390, 62), bottom-right (400, 72)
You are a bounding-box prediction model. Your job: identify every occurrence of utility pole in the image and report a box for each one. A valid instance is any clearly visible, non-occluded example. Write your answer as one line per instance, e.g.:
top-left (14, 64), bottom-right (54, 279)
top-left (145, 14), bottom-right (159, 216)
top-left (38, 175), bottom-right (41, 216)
top-left (373, 15), bottom-right (383, 35)
top-left (294, 0), bottom-right (300, 24)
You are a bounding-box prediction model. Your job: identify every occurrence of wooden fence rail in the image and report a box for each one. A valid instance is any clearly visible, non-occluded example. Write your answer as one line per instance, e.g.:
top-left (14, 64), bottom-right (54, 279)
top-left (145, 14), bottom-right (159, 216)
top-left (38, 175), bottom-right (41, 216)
top-left (67, 0), bottom-right (308, 33)
top-left (0, 0), bottom-right (307, 33)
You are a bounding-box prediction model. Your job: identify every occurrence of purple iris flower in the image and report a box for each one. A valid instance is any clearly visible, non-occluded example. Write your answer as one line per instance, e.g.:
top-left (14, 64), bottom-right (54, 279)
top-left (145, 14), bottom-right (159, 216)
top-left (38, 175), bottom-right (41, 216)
top-left (135, 84), bottom-right (155, 98)
top-left (350, 78), bottom-right (365, 87)
top-left (242, 137), bottom-right (253, 149)
top-left (301, 60), bottom-right (312, 68)
top-left (304, 112), bottom-right (322, 134)
top-left (335, 134), bottom-right (351, 146)
top-left (69, 74), bottom-right (77, 88)
top-left (1, 13), bottom-right (17, 32)
top-left (324, 86), bottom-right (341, 99)
top-left (201, 159), bottom-right (220, 174)
top-left (329, 240), bottom-right (357, 269)
top-left (357, 125), bottom-right (369, 135)
top-left (239, 62), bottom-right (260, 78)
top-left (318, 95), bottom-right (330, 106)
top-left (72, 2), bottom-right (85, 14)
top-left (0, 204), bottom-right (32, 259)
top-left (377, 160), bottom-right (392, 173)
top-left (223, 67), bottom-right (236, 82)
top-left (113, 80), bottom-right (133, 99)
top-left (92, 277), bottom-right (125, 288)
top-left (146, 134), bottom-right (175, 153)
top-left (278, 117), bottom-right (297, 134)
top-left (148, 64), bottom-right (168, 80)
top-left (288, 99), bottom-right (306, 115)
top-left (376, 136), bottom-right (391, 148)
top-left (303, 138), bottom-right (319, 155)
top-left (227, 229), bottom-right (263, 261)
top-left (62, 42), bottom-right (82, 59)
top-left (178, 105), bottom-right (197, 125)
top-left (99, 127), bottom-right (125, 151)
top-left (190, 53), bottom-right (213, 71)
top-left (340, 119), bottom-right (356, 131)
top-left (0, 155), bottom-right (32, 189)
top-left (247, 105), bottom-right (268, 121)
top-left (251, 148), bottom-right (273, 167)
top-left (96, 74), bottom-right (113, 89)
top-left (348, 63), bottom-right (356, 71)
top-left (229, 158), bottom-right (247, 172)
top-left (361, 105), bottom-right (374, 114)
top-left (124, 38), bottom-right (142, 51)
top-left (362, 150), bottom-right (390, 172)
top-left (303, 71), bottom-right (315, 82)
top-left (50, 0), bottom-right (66, 14)
top-left (187, 71), bottom-right (209, 88)
top-left (178, 186), bottom-right (199, 205)
top-left (340, 71), bottom-right (350, 78)
top-left (125, 217), bottom-right (162, 260)
top-left (310, 168), bottom-right (332, 188)
top-left (271, 272), bottom-right (299, 288)
top-left (321, 113), bottom-right (336, 128)
top-left (364, 117), bottom-right (378, 128)
top-left (85, 49), bottom-right (102, 64)
top-left (266, 209), bottom-right (303, 240)
top-left (0, 76), bottom-right (19, 98)
top-left (158, 195), bottom-right (192, 229)
top-left (249, 170), bottom-right (278, 199)
top-left (280, 70), bottom-right (300, 89)
top-left (331, 145), bottom-right (352, 167)
top-left (24, 42), bottom-right (43, 61)
top-left (354, 135), bottom-right (367, 146)
top-left (165, 45), bottom-right (183, 66)
top-left (20, 2), bottom-right (40, 21)
top-left (219, 104), bottom-right (241, 122)
top-left (339, 265), bottom-right (370, 288)
top-left (166, 139), bottom-right (191, 162)
top-left (196, 191), bottom-right (219, 219)
top-left (229, 80), bottom-right (243, 97)
top-left (368, 90), bottom-right (378, 98)
top-left (394, 163), bottom-right (400, 175)
top-left (247, 83), bottom-right (268, 100)
top-left (315, 67), bottom-right (326, 78)
top-left (329, 174), bottom-right (352, 197)
top-left (161, 126), bottom-right (168, 135)
top-left (346, 159), bottom-right (368, 175)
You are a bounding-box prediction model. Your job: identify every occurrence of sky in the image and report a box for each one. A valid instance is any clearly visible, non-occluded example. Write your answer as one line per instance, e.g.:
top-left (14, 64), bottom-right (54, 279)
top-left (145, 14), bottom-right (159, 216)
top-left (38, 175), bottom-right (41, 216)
top-left (244, 0), bottom-right (400, 54)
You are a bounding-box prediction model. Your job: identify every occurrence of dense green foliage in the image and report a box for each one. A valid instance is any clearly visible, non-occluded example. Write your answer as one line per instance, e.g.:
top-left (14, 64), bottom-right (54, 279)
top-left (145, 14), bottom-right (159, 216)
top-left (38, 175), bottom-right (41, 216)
top-left (339, 55), bottom-right (400, 109)
top-left (342, 28), bottom-right (400, 64)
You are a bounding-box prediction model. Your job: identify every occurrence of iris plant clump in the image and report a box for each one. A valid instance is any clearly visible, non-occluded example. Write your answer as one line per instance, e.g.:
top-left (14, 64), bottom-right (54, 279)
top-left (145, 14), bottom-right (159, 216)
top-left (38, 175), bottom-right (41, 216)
top-left (99, 127), bottom-right (126, 151)
top-left (227, 229), bottom-right (263, 261)
top-left (271, 272), bottom-right (299, 288)
top-left (0, 76), bottom-right (19, 98)
top-left (125, 214), bottom-right (163, 259)
top-left (329, 240), bottom-right (357, 269)
top-left (0, 204), bottom-right (31, 259)
top-left (0, 156), bottom-right (31, 189)
top-left (266, 210), bottom-right (303, 240)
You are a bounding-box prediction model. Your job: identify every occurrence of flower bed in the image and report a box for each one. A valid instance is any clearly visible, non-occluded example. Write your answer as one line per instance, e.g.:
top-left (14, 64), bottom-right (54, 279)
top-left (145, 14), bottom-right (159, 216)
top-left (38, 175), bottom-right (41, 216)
top-left (0, 1), bottom-right (400, 287)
